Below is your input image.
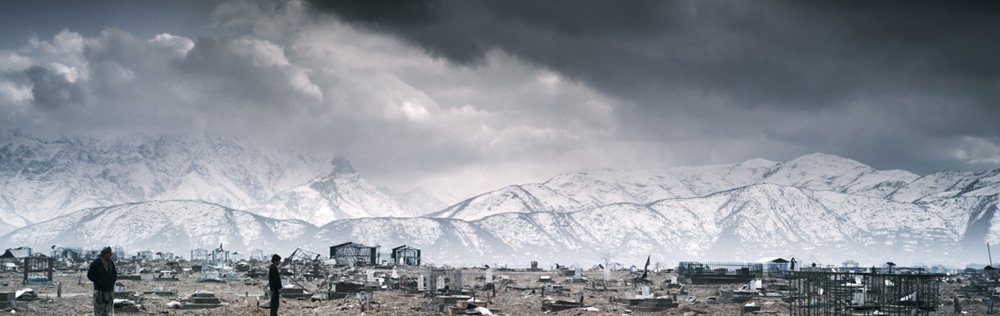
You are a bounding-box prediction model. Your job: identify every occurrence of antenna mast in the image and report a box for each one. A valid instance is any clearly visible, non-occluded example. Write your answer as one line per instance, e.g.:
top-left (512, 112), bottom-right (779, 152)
top-left (989, 242), bottom-right (994, 268)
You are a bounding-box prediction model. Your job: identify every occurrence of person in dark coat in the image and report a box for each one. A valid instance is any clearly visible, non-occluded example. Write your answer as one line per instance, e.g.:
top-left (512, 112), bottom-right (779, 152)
top-left (268, 254), bottom-right (283, 316)
top-left (87, 247), bottom-right (117, 316)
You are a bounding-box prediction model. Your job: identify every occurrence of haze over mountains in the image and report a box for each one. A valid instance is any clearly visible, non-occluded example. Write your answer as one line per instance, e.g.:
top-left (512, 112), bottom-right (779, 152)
top-left (0, 130), bottom-right (446, 231)
top-left (1, 131), bottom-right (999, 266)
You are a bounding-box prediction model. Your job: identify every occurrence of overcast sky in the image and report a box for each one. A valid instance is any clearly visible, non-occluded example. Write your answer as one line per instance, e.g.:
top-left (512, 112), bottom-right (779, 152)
top-left (2, 0), bottom-right (999, 200)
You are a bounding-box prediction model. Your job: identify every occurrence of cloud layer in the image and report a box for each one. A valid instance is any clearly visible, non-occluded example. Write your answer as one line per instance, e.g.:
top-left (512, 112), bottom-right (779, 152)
top-left (1, 0), bottom-right (999, 199)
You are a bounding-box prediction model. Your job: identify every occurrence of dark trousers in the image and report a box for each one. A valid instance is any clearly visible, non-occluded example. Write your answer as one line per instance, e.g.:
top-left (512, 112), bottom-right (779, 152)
top-left (93, 290), bottom-right (114, 316)
top-left (270, 291), bottom-right (280, 316)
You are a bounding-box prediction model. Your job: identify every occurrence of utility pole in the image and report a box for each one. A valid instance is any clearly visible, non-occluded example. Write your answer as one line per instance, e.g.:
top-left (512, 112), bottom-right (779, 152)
top-left (990, 242), bottom-right (994, 268)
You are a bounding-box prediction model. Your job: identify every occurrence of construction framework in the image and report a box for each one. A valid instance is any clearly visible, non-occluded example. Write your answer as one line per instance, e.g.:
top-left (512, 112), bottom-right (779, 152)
top-left (330, 242), bottom-right (378, 267)
top-left (785, 271), bottom-right (942, 316)
top-left (23, 257), bottom-right (54, 285)
top-left (676, 261), bottom-right (763, 284)
top-left (391, 245), bottom-right (421, 266)
top-left (284, 248), bottom-right (327, 279)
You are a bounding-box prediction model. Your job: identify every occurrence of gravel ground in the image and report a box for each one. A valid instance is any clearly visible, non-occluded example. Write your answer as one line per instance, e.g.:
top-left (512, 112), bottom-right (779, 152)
top-left (0, 267), bottom-right (983, 315)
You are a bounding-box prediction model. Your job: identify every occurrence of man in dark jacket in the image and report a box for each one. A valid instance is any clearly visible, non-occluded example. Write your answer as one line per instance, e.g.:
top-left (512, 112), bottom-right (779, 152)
top-left (269, 254), bottom-right (283, 316)
top-left (87, 247), bottom-right (117, 316)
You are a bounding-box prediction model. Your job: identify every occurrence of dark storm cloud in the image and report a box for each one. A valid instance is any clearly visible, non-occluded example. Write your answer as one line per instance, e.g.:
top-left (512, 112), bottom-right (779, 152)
top-left (0, 0), bottom-right (219, 49)
top-left (2, 0), bottom-right (999, 198)
top-left (24, 66), bottom-right (87, 110)
top-left (307, 0), bottom-right (1000, 110)
top-left (309, 0), bottom-right (1000, 173)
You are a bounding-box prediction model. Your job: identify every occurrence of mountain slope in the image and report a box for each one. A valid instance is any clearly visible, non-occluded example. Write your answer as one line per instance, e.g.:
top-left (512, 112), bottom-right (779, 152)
top-left (0, 200), bottom-right (315, 255)
top-left (0, 131), bottom-right (439, 231)
top-left (2, 187), bottom-right (995, 266)
top-left (427, 158), bottom-right (782, 220)
top-left (430, 153), bottom-right (999, 221)
top-left (0, 131), bottom-right (330, 228)
top-left (308, 183), bottom-right (989, 266)
top-left (250, 158), bottom-right (418, 224)
top-left (4, 149), bottom-right (1000, 266)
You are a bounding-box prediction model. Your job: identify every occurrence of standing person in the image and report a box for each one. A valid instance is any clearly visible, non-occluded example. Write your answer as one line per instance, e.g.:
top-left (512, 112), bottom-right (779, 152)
top-left (87, 247), bottom-right (117, 316)
top-left (268, 254), bottom-right (283, 316)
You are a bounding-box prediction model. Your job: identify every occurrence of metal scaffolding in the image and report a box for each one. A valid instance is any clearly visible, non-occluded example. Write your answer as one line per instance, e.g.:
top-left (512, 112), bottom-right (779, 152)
top-left (785, 271), bottom-right (942, 316)
top-left (676, 261), bottom-right (764, 284)
top-left (391, 245), bottom-right (421, 266)
top-left (329, 242), bottom-right (378, 267)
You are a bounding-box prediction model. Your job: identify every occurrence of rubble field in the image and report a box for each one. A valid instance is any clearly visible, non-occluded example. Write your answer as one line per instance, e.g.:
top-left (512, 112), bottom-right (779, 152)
top-left (0, 267), bottom-right (985, 315)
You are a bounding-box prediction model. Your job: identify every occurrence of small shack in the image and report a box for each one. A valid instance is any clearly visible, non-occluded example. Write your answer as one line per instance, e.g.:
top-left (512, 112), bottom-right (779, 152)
top-left (764, 258), bottom-right (791, 276)
top-left (329, 242), bottom-right (378, 267)
top-left (391, 245), bottom-right (421, 266)
top-left (1, 247), bottom-right (32, 272)
top-left (1, 247), bottom-right (32, 261)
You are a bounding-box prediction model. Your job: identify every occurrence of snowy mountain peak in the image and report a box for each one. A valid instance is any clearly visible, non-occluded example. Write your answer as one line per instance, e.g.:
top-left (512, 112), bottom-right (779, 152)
top-left (4, 149), bottom-right (1000, 266)
top-left (251, 159), bottom-right (419, 225)
top-left (0, 200), bottom-right (314, 255)
top-left (0, 131), bottom-right (434, 233)
top-left (430, 153), bottom-right (955, 221)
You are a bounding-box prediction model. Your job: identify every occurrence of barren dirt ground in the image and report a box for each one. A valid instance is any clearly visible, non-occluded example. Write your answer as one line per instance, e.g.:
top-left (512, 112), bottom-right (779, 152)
top-left (0, 268), bottom-right (984, 315)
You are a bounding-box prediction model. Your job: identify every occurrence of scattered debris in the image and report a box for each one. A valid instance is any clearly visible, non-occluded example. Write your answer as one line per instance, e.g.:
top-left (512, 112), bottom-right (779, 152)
top-left (13, 289), bottom-right (36, 301)
top-left (542, 299), bottom-right (586, 312)
top-left (154, 270), bottom-right (179, 281)
top-left (611, 297), bottom-right (678, 312)
top-left (165, 300), bottom-right (182, 309)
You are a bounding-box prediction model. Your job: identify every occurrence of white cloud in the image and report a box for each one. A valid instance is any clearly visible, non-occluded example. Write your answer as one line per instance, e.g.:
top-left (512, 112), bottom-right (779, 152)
top-left (48, 62), bottom-right (80, 83)
top-left (27, 31), bottom-right (89, 76)
top-left (400, 100), bottom-right (430, 121)
top-left (288, 68), bottom-right (322, 101)
top-left (0, 81), bottom-right (33, 109)
top-left (230, 38), bottom-right (289, 67)
top-left (148, 33), bottom-right (194, 57)
top-left (0, 52), bottom-right (33, 72)
top-left (954, 136), bottom-right (1000, 165)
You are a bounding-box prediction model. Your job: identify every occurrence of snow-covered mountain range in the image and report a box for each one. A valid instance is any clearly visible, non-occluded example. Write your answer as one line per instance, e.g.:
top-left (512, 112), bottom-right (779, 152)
top-left (2, 131), bottom-right (999, 266)
top-left (0, 200), bottom-right (314, 255)
top-left (427, 153), bottom-right (991, 221)
top-left (0, 130), bottom-right (444, 234)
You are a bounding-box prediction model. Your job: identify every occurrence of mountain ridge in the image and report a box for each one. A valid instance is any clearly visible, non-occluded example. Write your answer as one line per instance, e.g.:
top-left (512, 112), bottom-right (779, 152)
top-left (2, 182), bottom-right (994, 266)
top-left (0, 130), bottom-right (447, 234)
top-left (3, 131), bottom-right (1000, 266)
